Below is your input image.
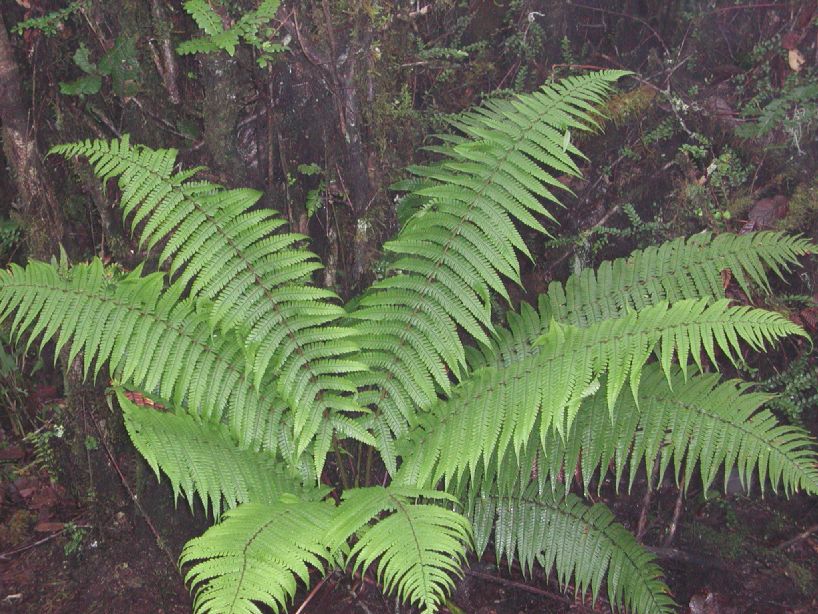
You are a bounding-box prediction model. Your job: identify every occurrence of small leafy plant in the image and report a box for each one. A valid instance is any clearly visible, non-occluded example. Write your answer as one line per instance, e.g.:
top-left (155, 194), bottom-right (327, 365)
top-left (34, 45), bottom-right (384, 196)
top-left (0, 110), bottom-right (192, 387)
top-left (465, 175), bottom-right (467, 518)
top-left (1, 71), bottom-right (817, 614)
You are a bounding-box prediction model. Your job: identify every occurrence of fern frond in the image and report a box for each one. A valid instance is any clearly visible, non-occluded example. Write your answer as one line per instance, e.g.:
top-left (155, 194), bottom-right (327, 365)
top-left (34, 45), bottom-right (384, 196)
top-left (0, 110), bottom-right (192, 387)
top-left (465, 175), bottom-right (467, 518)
top-left (118, 389), bottom-right (323, 516)
top-left (469, 486), bottom-right (674, 614)
top-left (50, 137), bottom-right (364, 453)
top-left (0, 260), bottom-right (293, 453)
top-left (397, 298), bottom-right (805, 489)
top-left (351, 71), bottom-right (630, 473)
top-left (177, 0), bottom-right (281, 57)
top-left (335, 487), bottom-right (471, 613)
top-left (471, 231), bottom-right (817, 369)
top-left (542, 365), bottom-right (818, 497)
top-left (181, 497), bottom-right (336, 614)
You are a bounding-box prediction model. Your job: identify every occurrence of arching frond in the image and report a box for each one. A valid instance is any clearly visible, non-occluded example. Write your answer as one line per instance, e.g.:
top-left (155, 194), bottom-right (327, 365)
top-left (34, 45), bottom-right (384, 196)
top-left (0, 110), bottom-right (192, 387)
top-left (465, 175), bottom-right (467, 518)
top-left (351, 70), bottom-right (630, 473)
top-left (468, 486), bottom-right (674, 614)
top-left (470, 231), bottom-right (817, 369)
top-left (541, 365), bottom-right (818, 497)
top-left (181, 497), bottom-right (336, 614)
top-left (50, 137), bottom-right (364, 452)
top-left (118, 390), bottom-right (323, 516)
top-left (397, 298), bottom-right (805, 489)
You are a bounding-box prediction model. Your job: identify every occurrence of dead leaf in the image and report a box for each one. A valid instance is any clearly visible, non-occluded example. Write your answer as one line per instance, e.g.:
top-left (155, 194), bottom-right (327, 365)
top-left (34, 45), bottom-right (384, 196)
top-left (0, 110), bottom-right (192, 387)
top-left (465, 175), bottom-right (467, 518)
top-left (788, 49), bottom-right (806, 72)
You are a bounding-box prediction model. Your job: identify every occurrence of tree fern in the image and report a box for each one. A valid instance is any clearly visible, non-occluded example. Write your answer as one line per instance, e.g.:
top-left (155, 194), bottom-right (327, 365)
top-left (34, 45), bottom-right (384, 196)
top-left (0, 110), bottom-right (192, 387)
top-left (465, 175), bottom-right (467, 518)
top-left (350, 70), bottom-right (630, 473)
top-left (3, 71), bottom-right (817, 614)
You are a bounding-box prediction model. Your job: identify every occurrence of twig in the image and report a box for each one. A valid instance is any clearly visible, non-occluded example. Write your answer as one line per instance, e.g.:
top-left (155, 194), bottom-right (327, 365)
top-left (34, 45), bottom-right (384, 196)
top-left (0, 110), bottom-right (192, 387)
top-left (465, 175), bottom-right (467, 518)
top-left (637, 458), bottom-right (660, 542)
top-left (0, 524), bottom-right (90, 560)
top-left (646, 546), bottom-right (731, 569)
top-left (775, 522), bottom-right (818, 551)
top-left (293, 575), bottom-right (330, 614)
top-left (662, 485), bottom-right (685, 547)
top-left (568, 2), bottom-right (669, 56)
top-left (465, 569), bottom-right (572, 606)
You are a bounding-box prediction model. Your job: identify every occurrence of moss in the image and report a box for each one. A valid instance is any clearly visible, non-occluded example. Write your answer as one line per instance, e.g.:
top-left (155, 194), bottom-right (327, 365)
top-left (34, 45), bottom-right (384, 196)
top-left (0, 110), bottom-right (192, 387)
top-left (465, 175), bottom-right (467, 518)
top-left (606, 85), bottom-right (657, 126)
top-left (779, 177), bottom-right (818, 233)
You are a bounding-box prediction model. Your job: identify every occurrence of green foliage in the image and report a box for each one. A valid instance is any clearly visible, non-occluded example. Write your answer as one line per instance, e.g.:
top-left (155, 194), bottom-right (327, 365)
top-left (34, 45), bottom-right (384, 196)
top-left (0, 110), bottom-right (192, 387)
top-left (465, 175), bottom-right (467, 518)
top-left (2, 71), bottom-right (817, 614)
top-left (469, 487), bottom-right (674, 614)
top-left (177, 0), bottom-right (286, 67)
top-left (12, 2), bottom-right (82, 37)
top-left (760, 354), bottom-right (818, 424)
top-left (59, 37), bottom-right (140, 98)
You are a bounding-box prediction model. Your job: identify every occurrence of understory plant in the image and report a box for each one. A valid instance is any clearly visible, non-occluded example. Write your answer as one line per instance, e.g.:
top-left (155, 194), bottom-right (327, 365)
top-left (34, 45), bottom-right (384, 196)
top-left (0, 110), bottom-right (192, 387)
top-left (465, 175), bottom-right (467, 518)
top-left (1, 71), bottom-right (817, 613)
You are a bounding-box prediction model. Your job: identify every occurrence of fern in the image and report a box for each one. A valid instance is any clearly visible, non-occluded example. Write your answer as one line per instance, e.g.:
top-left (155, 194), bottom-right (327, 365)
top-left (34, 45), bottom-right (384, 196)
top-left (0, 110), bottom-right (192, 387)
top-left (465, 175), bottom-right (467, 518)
top-left (469, 487), bottom-right (674, 614)
top-left (181, 497), bottom-right (337, 614)
top-left (118, 390), bottom-right (323, 515)
top-left (177, 0), bottom-right (285, 62)
top-left (182, 486), bottom-right (470, 614)
top-left (3, 71), bottom-right (818, 614)
top-left (469, 231), bottom-right (817, 370)
top-left (351, 70), bottom-right (630, 473)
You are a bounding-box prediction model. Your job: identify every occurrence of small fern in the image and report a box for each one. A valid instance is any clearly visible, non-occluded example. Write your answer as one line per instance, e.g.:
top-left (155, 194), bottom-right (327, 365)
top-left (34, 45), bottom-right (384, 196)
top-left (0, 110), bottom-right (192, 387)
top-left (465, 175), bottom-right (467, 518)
top-left (2, 71), bottom-right (817, 614)
top-left (177, 0), bottom-right (285, 66)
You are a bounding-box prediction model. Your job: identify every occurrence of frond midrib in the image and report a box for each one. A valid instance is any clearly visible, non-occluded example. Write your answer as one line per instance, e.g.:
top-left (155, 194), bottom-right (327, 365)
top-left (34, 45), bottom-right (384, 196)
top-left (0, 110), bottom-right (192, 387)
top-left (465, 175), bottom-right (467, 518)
top-left (229, 515), bottom-right (278, 614)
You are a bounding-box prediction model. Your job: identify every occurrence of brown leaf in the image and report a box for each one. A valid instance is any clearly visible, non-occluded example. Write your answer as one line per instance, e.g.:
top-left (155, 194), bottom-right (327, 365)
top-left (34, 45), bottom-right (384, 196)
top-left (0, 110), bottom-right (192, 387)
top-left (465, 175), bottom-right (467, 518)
top-left (748, 195), bottom-right (788, 228)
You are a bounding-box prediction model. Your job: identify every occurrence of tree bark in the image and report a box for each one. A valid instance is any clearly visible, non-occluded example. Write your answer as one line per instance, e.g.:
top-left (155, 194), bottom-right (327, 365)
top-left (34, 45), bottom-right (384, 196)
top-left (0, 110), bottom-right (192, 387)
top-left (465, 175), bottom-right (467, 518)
top-left (0, 14), bottom-right (63, 259)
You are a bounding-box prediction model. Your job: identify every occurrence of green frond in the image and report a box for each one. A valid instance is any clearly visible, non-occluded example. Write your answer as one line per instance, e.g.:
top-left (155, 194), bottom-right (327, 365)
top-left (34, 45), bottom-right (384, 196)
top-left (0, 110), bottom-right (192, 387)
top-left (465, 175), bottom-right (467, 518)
top-left (177, 0), bottom-right (281, 57)
top-left (335, 487), bottom-right (471, 613)
top-left (397, 298), bottom-right (805, 489)
top-left (0, 259), bottom-right (294, 454)
top-left (181, 497), bottom-right (336, 614)
top-left (541, 365), bottom-right (818, 497)
top-left (471, 231), bottom-right (817, 369)
top-left (468, 486), bottom-right (674, 614)
top-left (50, 136), bottom-right (364, 453)
top-left (117, 389), bottom-right (323, 516)
top-left (351, 71), bottom-right (630, 473)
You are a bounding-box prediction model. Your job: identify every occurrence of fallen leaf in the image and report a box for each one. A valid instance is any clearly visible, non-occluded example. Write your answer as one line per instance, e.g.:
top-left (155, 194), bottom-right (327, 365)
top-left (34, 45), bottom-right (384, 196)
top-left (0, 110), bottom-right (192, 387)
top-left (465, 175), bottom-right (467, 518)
top-left (788, 49), bottom-right (805, 72)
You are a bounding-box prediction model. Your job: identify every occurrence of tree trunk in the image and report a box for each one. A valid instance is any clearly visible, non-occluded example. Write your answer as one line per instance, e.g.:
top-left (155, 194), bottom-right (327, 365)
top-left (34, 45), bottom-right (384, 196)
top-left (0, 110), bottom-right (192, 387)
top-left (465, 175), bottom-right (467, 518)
top-left (0, 14), bottom-right (63, 259)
